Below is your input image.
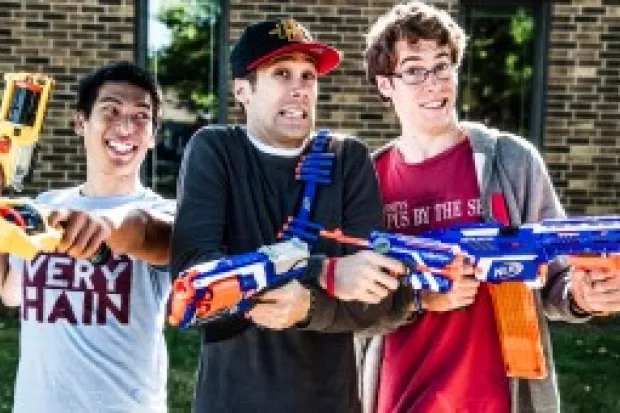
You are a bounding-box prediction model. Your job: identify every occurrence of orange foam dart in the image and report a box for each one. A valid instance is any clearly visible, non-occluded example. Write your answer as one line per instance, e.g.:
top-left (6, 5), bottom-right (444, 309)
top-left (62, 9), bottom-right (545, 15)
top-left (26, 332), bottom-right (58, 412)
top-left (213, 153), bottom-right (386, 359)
top-left (319, 229), bottom-right (370, 248)
top-left (194, 277), bottom-right (243, 320)
top-left (487, 279), bottom-right (548, 379)
top-left (169, 270), bottom-right (199, 327)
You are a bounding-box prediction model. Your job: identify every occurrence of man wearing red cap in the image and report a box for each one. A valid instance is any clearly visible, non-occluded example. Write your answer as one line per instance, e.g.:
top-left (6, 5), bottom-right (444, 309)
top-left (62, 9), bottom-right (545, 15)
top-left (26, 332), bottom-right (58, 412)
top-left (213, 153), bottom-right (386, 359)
top-left (171, 18), bottom-right (408, 413)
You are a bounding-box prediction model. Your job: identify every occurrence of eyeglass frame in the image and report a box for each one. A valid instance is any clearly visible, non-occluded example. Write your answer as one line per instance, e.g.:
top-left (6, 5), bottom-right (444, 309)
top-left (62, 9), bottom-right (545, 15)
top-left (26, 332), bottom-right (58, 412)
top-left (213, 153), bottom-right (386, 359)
top-left (387, 62), bottom-right (456, 86)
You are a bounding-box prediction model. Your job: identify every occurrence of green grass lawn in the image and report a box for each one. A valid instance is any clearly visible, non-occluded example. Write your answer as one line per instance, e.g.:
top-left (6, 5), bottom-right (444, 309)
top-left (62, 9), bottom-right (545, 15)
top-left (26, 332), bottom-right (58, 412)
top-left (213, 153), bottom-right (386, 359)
top-left (1, 313), bottom-right (620, 412)
top-left (551, 318), bottom-right (620, 413)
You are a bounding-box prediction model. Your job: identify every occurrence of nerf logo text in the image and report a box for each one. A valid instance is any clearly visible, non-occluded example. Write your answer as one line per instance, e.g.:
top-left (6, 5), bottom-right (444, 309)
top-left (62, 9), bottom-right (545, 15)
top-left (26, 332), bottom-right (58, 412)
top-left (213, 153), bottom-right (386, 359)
top-left (493, 262), bottom-right (524, 280)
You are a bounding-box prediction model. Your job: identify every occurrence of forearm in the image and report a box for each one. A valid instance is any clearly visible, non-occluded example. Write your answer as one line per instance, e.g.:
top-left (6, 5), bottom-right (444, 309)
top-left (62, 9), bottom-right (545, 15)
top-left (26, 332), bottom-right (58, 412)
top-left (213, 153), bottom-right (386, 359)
top-left (105, 208), bottom-right (172, 266)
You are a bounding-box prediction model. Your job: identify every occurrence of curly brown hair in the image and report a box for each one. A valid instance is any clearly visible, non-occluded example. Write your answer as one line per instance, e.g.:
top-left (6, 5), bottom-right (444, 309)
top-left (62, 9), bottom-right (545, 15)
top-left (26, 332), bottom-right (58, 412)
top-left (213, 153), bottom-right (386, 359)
top-left (365, 2), bottom-right (467, 87)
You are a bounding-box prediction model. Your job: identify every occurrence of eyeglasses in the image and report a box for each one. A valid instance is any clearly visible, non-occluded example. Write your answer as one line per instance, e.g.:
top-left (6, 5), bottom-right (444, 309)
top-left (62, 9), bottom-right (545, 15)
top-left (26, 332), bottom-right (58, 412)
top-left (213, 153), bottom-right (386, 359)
top-left (388, 62), bottom-right (454, 86)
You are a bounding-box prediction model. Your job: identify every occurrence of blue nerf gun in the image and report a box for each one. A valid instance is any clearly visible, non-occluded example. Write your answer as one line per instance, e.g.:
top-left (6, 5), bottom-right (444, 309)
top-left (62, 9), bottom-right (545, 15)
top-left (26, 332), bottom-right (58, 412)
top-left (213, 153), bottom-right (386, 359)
top-left (319, 217), bottom-right (620, 291)
top-left (425, 215), bottom-right (620, 285)
top-left (169, 238), bottom-right (310, 329)
top-left (321, 217), bottom-right (620, 380)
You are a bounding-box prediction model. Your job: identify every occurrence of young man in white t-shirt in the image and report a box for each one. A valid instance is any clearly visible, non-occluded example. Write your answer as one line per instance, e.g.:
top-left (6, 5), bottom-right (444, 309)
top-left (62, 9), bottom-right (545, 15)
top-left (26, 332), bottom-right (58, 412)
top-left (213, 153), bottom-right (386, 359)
top-left (0, 61), bottom-right (174, 413)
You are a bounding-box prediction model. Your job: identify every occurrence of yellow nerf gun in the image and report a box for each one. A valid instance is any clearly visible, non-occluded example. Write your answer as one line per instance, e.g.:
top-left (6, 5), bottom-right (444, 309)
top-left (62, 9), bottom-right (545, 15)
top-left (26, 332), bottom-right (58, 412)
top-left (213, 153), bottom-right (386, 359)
top-left (0, 198), bottom-right (110, 264)
top-left (0, 73), bottom-right (54, 191)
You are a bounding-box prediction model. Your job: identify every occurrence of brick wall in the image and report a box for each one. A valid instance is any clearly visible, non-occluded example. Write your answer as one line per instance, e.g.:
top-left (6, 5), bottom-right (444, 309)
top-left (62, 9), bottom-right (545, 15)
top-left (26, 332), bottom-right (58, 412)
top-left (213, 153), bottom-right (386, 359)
top-left (545, 0), bottom-right (620, 215)
top-left (229, 0), bottom-right (620, 215)
top-left (0, 0), bottom-right (135, 195)
top-left (2, 1), bottom-right (618, 214)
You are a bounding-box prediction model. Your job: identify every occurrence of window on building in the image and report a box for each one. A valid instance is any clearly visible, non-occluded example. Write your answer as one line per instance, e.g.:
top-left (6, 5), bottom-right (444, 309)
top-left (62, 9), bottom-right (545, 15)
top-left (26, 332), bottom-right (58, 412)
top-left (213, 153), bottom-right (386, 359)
top-left (459, 1), bottom-right (549, 146)
top-left (137, 0), bottom-right (226, 197)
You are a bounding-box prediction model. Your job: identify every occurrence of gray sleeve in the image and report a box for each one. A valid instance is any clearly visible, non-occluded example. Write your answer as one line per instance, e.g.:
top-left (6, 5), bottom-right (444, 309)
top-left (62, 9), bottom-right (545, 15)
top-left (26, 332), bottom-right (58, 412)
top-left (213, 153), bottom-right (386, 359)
top-left (516, 139), bottom-right (590, 323)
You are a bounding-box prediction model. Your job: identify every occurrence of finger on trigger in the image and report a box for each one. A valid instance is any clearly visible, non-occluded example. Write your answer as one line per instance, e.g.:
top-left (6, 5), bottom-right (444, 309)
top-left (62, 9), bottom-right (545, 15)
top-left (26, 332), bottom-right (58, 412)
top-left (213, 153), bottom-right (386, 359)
top-left (47, 209), bottom-right (69, 228)
top-left (364, 279), bottom-right (391, 300)
top-left (366, 252), bottom-right (406, 276)
top-left (373, 270), bottom-right (399, 290)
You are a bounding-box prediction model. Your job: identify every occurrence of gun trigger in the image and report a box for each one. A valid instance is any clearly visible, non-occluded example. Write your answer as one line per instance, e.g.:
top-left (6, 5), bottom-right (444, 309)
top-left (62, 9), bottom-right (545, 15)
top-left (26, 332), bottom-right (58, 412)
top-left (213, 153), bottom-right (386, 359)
top-left (499, 226), bottom-right (519, 236)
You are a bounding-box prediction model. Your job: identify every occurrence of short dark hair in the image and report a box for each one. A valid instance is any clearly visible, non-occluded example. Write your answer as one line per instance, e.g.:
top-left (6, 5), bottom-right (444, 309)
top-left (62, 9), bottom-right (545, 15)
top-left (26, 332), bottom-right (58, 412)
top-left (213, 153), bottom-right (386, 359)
top-left (76, 61), bottom-right (163, 128)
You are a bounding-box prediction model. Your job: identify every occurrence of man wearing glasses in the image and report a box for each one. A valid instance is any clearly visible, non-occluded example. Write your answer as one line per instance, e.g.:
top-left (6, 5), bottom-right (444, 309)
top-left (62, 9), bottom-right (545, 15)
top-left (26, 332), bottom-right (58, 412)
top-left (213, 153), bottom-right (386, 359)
top-left (355, 2), bottom-right (620, 413)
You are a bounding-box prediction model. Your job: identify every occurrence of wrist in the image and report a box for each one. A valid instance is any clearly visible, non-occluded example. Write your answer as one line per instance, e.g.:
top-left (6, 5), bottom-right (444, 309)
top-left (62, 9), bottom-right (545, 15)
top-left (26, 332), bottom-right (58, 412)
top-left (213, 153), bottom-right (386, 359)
top-left (318, 259), bottom-right (327, 289)
top-left (568, 289), bottom-right (590, 316)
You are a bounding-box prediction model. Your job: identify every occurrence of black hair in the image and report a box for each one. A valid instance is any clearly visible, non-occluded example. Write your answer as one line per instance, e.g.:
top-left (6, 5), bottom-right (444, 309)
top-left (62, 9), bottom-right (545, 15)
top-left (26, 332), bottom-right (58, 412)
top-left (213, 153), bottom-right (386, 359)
top-left (76, 61), bottom-right (163, 128)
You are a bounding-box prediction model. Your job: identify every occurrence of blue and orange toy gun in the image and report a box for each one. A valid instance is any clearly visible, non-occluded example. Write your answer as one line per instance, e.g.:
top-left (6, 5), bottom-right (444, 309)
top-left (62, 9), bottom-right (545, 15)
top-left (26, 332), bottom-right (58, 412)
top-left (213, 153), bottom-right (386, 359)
top-left (169, 238), bottom-right (311, 329)
top-left (321, 217), bottom-right (620, 380)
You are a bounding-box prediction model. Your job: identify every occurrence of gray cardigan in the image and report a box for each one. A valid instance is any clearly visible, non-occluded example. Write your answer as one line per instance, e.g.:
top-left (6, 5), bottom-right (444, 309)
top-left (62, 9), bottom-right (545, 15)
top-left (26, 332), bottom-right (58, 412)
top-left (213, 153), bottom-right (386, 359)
top-left (357, 122), bottom-right (590, 413)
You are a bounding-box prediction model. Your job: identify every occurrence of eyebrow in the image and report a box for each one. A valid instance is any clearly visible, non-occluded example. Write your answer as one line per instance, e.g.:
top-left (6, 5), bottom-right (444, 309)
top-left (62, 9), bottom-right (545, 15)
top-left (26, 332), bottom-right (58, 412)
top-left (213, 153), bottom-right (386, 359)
top-left (97, 96), bottom-right (152, 109)
top-left (399, 51), bottom-right (451, 66)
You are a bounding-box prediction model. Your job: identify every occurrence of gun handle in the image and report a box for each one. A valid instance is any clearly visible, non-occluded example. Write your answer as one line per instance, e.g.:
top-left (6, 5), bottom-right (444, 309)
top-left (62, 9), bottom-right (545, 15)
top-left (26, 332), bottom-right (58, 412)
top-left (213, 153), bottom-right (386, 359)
top-left (169, 271), bottom-right (199, 327)
top-left (487, 283), bottom-right (548, 380)
top-left (89, 244), bottom-right (112, 265)
top-left (567, 255), bottom-right (620, 274)
top-left (194, 277), bottom-right (243, 320)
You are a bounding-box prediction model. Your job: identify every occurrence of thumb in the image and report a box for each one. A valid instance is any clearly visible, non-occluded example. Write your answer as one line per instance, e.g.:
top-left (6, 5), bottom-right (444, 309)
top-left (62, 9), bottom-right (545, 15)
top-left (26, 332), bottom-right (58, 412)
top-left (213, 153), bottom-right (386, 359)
top-left (47, 209), bottom-right (71, 228)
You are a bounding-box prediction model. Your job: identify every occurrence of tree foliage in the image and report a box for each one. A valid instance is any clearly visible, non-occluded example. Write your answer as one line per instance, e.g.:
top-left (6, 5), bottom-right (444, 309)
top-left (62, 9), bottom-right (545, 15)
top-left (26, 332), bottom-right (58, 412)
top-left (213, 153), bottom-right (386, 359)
top-left (459, 7), bottom-right (535, 137)
top-left (149, 1), bottom-right (220, 114)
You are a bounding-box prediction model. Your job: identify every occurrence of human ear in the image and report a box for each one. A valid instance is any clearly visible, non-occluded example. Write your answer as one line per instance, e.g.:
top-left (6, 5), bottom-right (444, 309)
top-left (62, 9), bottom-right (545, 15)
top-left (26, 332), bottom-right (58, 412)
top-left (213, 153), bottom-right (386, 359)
top-left (376, 76), bottom-right (394, 101)
top-left (74, 112), bottom-right (85, 136)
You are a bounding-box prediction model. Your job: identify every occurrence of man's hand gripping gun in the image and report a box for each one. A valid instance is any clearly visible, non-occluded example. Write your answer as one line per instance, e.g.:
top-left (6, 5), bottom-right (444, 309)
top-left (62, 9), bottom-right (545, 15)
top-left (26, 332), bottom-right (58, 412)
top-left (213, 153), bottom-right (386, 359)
top-left (0, 198), bottom-right (111, 264)
top-left (0, 73), bottom-right (54, 191)
top-left (169, 238), bottom-right (310, 329)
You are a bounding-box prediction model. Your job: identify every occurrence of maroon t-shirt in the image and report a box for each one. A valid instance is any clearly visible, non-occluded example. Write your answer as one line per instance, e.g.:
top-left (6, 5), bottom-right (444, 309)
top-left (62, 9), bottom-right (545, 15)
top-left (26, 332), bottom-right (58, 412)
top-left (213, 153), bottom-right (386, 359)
top-left (374, 139), bottom-right (510, 413)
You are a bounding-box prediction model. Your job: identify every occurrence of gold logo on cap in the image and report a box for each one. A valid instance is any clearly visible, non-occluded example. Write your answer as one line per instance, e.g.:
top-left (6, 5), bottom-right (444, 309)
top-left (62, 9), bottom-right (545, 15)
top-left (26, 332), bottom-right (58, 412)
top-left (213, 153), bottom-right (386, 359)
top-left (269, 19), bottom-right (309, 42)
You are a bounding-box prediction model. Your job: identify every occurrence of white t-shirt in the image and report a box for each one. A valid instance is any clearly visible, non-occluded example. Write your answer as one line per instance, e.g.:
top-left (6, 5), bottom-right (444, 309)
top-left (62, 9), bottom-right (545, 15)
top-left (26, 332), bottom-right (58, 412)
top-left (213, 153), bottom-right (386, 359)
top-left (10, 186), bottom-right (174, 413)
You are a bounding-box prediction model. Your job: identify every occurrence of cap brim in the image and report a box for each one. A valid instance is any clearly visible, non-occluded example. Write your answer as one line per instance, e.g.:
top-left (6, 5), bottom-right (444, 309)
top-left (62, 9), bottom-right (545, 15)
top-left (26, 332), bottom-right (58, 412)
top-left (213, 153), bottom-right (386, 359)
top-left (247, 42), bottom-right (342, 76)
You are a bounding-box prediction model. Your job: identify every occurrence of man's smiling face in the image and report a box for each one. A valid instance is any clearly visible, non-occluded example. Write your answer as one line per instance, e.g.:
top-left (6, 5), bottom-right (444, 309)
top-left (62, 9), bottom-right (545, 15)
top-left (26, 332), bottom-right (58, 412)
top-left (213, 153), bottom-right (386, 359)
top-left (377, 39), bottom-right (458, 136)
top-left (76, 81), bottom-right (155, 179)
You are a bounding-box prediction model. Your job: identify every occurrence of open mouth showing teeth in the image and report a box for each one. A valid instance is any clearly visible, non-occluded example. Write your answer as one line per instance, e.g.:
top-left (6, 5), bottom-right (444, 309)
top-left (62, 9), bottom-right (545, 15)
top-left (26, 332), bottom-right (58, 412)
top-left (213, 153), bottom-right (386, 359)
top-left (106, 140), bottom-right (136, 154)
top-left (279, 108), bottom-right (308, 119)
top-left (420, 99), bottom-right (448, 109)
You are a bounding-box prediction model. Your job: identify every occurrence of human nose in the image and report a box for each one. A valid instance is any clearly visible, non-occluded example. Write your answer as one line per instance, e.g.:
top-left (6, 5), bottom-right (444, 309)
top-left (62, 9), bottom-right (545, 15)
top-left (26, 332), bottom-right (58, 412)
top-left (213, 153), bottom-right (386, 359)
top-left (113, 115), bottom-right (137, 135)
top-left (290, 76), bottom-right (311, 99)
top-left (421, 69), bottom-right (441, 86)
